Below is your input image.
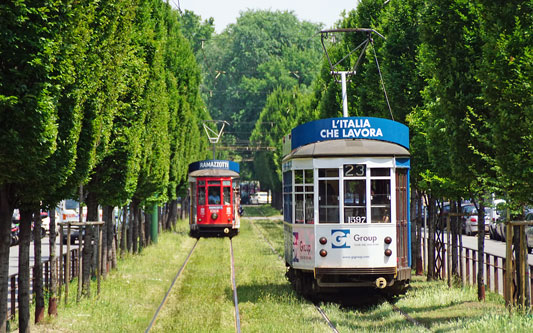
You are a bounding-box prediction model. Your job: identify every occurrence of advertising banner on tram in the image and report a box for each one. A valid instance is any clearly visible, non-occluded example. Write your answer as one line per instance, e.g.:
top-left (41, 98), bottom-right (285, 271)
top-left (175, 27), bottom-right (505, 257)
top-left (315, 224), bottom-right (397, 267)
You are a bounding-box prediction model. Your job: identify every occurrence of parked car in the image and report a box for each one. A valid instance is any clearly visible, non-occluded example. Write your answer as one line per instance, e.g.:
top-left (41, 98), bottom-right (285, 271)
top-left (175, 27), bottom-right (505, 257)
top-left (462, 204), bottom-right (491, 236)
top-left (250, 191), bottom-right (269, 204)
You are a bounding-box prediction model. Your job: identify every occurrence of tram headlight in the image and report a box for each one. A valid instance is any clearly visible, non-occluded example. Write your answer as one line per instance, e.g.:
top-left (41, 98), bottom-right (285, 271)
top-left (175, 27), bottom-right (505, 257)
top-left (319, 237), bottom-right (327, 245)
top-left (384, 249), bottom-right (392, 257)
top-left (211, 212), bottom-right (218, 220)
top-left (319, 249), bottom-right (328, 257)
top-left (384, 236), bottom-right (392, 244)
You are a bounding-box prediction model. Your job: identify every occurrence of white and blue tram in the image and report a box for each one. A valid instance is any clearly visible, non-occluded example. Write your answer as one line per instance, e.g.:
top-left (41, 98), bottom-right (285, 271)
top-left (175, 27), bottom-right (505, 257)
top-left (188, 160), bottom-right (241, 238)
top-left (282, 117), bottom-right (410, 296)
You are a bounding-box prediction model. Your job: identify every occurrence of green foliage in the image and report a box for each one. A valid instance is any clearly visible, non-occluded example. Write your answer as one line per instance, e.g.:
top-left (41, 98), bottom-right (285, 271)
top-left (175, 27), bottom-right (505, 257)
top-left (476, 0), bottom-right (533, 207)
top-left (178, 9), bottom-right (215, 57)
top-left (200, 9), bottom-right (323, 145)
top-left (250, 87), bottom-right (315, 191)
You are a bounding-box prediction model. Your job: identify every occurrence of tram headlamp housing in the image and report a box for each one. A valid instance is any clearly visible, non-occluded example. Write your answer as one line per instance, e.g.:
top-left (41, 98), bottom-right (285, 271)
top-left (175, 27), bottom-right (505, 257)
top-left (211, 212), bottom-right (218, 220)
top-left (319, 237), bottom-right (327, 245)
top-left (384, 236), bottom-right (392, 244)
top-left (384, 249), bottom-right (392, 257)
top-left (319, 249), bottom-right (328, 257)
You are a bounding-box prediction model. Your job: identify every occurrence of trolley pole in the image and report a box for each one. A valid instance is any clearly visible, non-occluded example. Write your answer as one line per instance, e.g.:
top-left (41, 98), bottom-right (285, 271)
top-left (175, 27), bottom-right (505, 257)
top-left (151, 204), bottom-right (158, 243)
top-left (332, 71), bottom-right (350, 117)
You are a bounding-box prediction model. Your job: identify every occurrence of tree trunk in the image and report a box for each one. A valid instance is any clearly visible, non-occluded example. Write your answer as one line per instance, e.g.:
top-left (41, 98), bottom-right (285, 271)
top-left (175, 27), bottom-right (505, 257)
top-left (477, 199), bottom-right (486, 301)
top-left (83, 192), bottom-right (98, 297)
top-left (120, 205), bottom-right (127, 256)
top-left (48, 208), bottom-right (58, 316)
top-left (0, 186), bottom-right (14, 332)
top-left (18, 209), bottom-right (32, 333)
top-left (33, 208), bottom-right (45, 323)
top-left (169, 200), bottom-right (178, 231)
top-left (132, 201), bottom-right (139, 253)
top-left (451, 201), bottom-right (458, 278)
top-left (416, 192), bottom-right (423, 275)
top-left (128, 202), bottom-right (134, 253)
top-left (101, 207), bottom-right (108, 276)
top-left (427, 196), bottom-right (436, 281)
top-left (145, 212), bottom-right (152, 246)
top-left (105, 206), bottom-right (114, 275)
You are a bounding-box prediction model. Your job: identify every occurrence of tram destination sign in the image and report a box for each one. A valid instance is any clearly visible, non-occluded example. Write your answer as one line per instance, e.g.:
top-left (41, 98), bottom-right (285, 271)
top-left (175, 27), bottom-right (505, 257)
top-left (287, 117), bottom-right (409, 153)
top-left (188, 159), bottom-right (240, 173)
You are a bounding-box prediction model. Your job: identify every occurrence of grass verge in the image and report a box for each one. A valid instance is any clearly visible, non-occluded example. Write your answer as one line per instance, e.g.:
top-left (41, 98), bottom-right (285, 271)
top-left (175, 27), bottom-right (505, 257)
top-left (30, 223), bottom-right (195, 332)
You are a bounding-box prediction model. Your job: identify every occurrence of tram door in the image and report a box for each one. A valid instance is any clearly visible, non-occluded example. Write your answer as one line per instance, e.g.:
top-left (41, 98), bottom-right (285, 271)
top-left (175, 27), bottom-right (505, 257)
top-left (396, 169), bottom-right (409, 270)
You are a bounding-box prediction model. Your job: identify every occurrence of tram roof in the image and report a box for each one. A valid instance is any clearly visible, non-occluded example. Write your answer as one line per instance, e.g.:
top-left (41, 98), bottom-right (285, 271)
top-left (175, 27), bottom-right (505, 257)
top-left (283, 139), bottom-right (410, 161)
top-left (188, 159), bottom-right (240, 176)
top-left (188, 169), bottom-right (240, 177)
top-left (283, 117), bottom-right (409, 157)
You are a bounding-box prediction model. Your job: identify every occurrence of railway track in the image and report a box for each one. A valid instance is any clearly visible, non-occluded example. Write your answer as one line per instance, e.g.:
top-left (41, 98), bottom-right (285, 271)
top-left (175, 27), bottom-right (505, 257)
top-left (229, 238), bottom-right (241, 333)
top-left (145, 238), bottom-right (199, 332)
top-left (386, 298), bottom-right (431, 331)
top-left (145, 238), bottom-right (242, 333)
top-left (249, 210), bottom-right (432, 332)
top-left (248, 214), bottom-right (339, 333)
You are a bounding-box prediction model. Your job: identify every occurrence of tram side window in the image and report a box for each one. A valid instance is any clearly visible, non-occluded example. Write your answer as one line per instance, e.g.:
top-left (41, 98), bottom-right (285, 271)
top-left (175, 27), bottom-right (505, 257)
top-left (371, 178), bottom-right (391, 223)
top-left (198, 186), bottom-right (206, 205)
top-left (294, 169), bottom-right (314, 224)
top-left (344, 180), bottom-right (366, 223)
top-left (223, 187), bottom-right (231, 205)
top-left (318, 169), bottom-right (339, 223)
top-left (283, 171), bottom-right (292, 223)
top-left (208, 186), bottom-right (221, 204)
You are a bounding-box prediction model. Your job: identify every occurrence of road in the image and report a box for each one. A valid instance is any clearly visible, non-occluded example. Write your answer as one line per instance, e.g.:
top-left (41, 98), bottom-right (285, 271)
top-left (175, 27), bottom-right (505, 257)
top-left (9, 235), bottom-right (77, 277)
top-left (457, 233), bottom-right (533, 265)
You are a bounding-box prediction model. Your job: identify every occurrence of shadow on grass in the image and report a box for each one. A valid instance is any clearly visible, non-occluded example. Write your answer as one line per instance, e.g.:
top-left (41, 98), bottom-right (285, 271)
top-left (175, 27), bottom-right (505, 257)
top-left (228, 281), bottom-right (296, 304)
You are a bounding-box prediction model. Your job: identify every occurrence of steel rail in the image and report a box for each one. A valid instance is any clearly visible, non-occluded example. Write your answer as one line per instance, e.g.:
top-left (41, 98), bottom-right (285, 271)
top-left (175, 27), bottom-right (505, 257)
top-left (145, 239), bottom-right (199, 333)
top-left (387, 299), bottom-right (431, 331)
top-left (230, 239), bottom-right (241, 333)
top-left (248, 212), bottom-right (339, 332)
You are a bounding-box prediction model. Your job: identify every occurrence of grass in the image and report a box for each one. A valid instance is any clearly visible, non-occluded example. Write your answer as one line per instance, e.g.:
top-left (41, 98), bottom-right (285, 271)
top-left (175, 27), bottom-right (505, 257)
top-left (28, 223), bottom-right (196, 332)
top-left (28, 214), bottom-right (533, 332)
top-left (243, 204), bottom-right (281, 217)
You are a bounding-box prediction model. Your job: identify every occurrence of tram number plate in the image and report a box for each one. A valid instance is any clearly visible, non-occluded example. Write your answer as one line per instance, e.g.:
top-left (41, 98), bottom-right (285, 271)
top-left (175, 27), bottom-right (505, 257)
top-left (346, 216), bottom-right (366, 223)
top-left (344, 164), bottom-right (366, 177)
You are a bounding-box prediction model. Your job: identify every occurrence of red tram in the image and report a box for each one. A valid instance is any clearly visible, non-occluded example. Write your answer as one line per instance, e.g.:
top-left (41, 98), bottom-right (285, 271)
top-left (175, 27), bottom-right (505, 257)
top-left (188, 160), bottom-right (240, 237)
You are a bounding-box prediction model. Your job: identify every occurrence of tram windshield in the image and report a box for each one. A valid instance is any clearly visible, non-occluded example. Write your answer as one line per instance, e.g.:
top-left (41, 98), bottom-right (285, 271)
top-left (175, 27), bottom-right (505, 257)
top-left (344, 180), bottom-right (366, 223)
top-left (208, 186), bottom-right (221, 205)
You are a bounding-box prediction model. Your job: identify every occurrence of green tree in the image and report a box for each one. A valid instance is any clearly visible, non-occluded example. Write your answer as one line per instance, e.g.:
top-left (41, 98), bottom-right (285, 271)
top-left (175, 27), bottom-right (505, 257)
top-left (250, 87), bottom-right (316, 207)
top-left (179, 9), bottom-right (215, 57)
top-left (201, 9), bottom-right (323, 144)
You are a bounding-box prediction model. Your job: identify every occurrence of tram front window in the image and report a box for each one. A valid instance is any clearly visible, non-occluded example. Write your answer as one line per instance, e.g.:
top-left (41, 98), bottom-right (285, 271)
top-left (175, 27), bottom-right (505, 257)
top-left (344, 180), bottom-right (366, 223)
top-left (208, 187), bottom-right (221, 205)
top-left (319, 179), bottom-right (339, 223)
top-left (223, 187), bottom-right (231, 205)
top-left (371, 179), bottom-right (391, 223)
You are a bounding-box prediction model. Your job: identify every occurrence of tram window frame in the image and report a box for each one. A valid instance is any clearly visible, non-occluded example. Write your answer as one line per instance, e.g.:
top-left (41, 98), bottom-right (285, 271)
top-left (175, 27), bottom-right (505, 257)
top-left (223, 186), bottom-right (231, 205)
top-left (343, 179), bottom-right (367, 223)
top-left (198, 185), bottom-right (206, 206)
top-left (318, 168), bottom-right (339, 224)
top-left (294, 169), bottom-right (314, 224)
top-left (283, 171), bottom-right (292, 223)
top-left (370, 169), bottom-right (391, 223)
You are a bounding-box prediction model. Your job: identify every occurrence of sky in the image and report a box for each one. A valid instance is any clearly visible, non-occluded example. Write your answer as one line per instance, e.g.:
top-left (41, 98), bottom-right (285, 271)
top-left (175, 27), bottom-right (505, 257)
top-left (173, 0), bottom-right (359, 33)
